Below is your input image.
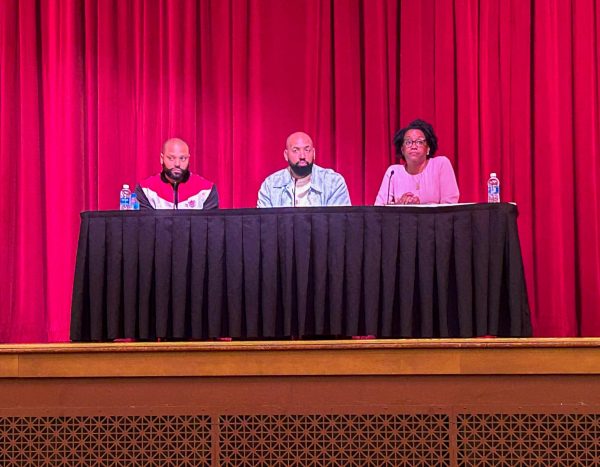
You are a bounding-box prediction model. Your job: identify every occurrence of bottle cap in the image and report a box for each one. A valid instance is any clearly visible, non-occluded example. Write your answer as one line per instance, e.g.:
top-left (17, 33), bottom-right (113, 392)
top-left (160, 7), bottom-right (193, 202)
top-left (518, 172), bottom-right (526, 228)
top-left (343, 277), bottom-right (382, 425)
top-left (490, 173), bottom-right (496, 177)
top-left (123, 184), bottom-right (129, 189)
top-left (131, 193), bottom-right (137, 198)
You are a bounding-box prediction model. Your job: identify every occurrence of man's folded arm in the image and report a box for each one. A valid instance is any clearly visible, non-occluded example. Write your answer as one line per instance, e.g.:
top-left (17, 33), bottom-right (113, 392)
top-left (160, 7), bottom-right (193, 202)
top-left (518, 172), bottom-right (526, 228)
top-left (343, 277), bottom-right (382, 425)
top-left (134, 184), bottom-right (153, 210)
top-left (328, 175), bottom-right (352, 206)
top-left (204, 185), bottom-right (219, 209)
top-left (257, 181), bottom-right (273, 208)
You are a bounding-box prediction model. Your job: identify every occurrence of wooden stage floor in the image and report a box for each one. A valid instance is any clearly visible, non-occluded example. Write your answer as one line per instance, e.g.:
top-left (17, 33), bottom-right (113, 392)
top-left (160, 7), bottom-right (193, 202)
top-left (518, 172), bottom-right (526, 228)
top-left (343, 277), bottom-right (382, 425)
top-left (2, 337), bottom-right (600, 377)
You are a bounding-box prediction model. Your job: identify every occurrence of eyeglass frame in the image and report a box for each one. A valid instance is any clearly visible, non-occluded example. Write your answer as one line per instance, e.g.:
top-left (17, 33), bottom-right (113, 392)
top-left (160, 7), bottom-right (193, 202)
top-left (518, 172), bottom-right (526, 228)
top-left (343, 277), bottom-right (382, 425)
top-left (402, 139), bottom-right (428, 148)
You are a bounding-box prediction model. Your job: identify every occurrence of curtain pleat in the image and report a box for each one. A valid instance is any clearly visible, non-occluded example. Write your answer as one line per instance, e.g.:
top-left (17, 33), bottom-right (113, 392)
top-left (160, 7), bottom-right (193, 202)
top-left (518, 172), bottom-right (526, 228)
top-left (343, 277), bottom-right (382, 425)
top-left (3, 0), bottom-right (600, 341)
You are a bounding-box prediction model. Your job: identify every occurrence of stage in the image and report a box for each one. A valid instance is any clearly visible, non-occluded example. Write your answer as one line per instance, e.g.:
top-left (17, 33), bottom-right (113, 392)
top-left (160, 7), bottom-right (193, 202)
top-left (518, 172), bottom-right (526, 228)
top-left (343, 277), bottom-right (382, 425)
top-left (1, 339), bottom-right (600, 465)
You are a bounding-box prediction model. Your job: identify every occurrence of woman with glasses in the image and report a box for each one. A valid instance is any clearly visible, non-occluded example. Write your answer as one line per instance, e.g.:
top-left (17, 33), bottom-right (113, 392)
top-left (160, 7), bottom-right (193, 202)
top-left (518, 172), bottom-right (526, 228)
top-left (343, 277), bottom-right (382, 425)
top-left (374, 119), bottom-right (459, 205)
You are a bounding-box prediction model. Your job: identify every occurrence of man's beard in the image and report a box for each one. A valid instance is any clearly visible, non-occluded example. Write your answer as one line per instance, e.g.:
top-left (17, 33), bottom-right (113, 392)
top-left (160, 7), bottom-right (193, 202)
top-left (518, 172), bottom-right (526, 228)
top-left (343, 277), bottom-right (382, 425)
top-left (289, 161), bottom-right (313, 178)
top-left (162, 165), bottom-right (189, 183)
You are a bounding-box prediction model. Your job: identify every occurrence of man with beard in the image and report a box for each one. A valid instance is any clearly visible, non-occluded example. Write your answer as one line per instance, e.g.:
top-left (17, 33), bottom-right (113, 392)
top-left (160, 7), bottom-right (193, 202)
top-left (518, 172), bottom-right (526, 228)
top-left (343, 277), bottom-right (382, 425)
top-left (257, 131), bottom-right (351, 207)
top-left (135, 137), bottom-right (218, 209)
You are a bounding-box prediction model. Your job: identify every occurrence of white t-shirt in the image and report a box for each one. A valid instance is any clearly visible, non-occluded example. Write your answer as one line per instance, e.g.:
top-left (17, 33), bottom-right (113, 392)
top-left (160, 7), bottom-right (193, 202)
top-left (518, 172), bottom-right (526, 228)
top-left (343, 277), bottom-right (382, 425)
top-left (294, 176), bottom-right (312, 206)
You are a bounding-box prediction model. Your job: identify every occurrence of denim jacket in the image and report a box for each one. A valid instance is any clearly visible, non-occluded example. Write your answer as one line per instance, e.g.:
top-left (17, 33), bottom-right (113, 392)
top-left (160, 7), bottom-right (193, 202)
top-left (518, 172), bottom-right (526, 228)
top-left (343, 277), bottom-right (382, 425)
top-left (257, 164), bottom-right (351, 207)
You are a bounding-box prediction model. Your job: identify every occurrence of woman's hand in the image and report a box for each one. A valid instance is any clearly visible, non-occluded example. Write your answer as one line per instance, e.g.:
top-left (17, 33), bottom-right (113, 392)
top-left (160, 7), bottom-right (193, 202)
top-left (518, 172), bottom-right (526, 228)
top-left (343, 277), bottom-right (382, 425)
top-left (393, 192), bottom-right (421, 205)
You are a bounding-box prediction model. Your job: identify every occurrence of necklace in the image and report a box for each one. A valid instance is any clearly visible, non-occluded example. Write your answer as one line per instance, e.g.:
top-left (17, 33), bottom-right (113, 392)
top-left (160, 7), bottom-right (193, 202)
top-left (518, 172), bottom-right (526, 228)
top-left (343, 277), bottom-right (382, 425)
top-left (405, 161), bottom-right (427, 190)
top-left (413, 174), bottom-right (422, 190)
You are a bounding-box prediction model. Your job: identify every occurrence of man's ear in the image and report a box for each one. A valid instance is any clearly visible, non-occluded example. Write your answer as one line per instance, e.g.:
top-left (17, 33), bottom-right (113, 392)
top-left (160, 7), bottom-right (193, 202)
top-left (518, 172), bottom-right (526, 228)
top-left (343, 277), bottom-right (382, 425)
top-left (283, 149), bottom-right (289, 162)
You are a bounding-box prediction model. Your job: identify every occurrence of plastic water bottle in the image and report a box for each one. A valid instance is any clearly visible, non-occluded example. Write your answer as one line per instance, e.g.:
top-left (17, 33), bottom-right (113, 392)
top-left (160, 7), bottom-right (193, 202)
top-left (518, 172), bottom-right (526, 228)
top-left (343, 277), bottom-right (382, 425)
top-left (120, 184), bottom-right (131, 210)
top-left (130, 192), bottom-right (140, 210)
top-left (487, 173), bottom-right (500, 203)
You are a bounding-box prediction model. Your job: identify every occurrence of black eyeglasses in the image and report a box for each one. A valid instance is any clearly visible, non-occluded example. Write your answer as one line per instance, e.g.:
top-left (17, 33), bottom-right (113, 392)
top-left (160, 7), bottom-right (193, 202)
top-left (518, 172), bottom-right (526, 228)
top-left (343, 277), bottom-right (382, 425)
top-left (402, 139), bottom-right (427, 148)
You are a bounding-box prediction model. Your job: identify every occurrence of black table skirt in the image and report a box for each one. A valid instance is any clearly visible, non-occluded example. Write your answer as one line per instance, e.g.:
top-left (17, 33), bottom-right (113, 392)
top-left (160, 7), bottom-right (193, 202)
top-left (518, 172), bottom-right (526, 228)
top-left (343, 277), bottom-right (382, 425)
top-left (70, 204), bottom-right (532, 340)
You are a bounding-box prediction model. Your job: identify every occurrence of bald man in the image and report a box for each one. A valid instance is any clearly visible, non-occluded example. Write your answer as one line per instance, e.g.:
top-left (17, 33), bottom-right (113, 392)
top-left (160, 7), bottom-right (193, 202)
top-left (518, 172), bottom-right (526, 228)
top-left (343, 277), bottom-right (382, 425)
top-left (257, 131), bottom-right (351, 208)
top-left (135, 137), bottom-right (218, 209)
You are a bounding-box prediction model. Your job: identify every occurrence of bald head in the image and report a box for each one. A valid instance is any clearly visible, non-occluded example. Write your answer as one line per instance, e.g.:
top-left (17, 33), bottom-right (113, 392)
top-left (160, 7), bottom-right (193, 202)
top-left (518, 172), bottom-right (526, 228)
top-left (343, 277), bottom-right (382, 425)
top-left (285, 132), bottom-right (313, 150)
top-left (162, 137), bottom-right (189, 154)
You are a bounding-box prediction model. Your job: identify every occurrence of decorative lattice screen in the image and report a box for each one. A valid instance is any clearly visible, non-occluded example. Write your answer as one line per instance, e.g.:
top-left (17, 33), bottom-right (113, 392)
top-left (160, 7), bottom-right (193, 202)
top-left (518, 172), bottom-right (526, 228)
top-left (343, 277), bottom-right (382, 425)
top-left (2, 413), bottom-right (600, 466)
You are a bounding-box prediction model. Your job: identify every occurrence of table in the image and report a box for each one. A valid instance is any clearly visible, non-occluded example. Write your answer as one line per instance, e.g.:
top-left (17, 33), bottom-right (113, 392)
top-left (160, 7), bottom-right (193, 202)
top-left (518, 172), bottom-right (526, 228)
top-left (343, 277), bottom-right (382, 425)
top-left (70, 204), bottom-right (532, 340)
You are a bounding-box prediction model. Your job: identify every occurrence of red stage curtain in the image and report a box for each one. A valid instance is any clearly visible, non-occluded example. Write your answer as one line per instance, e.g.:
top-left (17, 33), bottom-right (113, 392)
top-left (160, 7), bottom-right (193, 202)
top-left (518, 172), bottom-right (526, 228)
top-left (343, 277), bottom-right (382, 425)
top-left (1, 0), bottom-right (599, 342)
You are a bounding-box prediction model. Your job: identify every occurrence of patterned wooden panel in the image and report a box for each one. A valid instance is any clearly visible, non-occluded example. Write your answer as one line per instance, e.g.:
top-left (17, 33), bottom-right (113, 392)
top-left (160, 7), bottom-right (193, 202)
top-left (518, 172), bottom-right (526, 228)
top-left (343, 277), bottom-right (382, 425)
top-left (0, 415), bottom-right (211, 466)
top-left (5, 412), bottom-right (600, 465)
top-left (457, 414), bottom-right (600, 466)
top-left (218, 414), bottom-right (450, 466)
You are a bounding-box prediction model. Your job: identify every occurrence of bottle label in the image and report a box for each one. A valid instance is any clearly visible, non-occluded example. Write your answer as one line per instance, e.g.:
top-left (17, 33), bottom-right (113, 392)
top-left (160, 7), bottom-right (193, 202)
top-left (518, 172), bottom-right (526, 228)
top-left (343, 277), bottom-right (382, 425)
top-left (120, 191), bottom-right (131, 210)
top-left (488, 186), bottom-right (499, 195)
